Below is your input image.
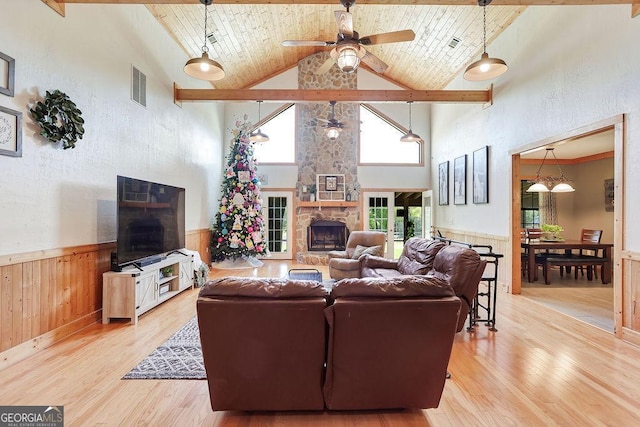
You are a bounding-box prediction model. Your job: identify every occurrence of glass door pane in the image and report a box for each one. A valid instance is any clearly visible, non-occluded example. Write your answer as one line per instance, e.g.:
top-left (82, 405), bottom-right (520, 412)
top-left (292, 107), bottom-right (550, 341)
top-left (261, 191), bottom-right (293, 259)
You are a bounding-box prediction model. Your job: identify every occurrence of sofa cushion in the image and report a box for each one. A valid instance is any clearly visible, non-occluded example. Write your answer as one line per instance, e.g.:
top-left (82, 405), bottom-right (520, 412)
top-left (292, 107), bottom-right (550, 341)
top-left (396, 238), bottom-right (446, 275)
top-left (351, 244), bottom-right (383, 259)
top-left (332, 275), bottom-right (455, 299)
top-left (199, 277), bottom-right (327, 299)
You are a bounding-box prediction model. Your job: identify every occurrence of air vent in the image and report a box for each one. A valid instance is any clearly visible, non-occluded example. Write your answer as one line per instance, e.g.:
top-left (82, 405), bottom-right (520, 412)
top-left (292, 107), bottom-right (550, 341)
top-left (207, 33), bottom-right (217, 44)
top-left (131, 66), bottom-right (146, 107)
top-left (448, 37), bottom-right (461, 49)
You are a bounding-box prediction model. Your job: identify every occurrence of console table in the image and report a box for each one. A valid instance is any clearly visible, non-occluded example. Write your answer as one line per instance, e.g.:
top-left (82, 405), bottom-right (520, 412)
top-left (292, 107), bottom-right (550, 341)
top-left (102, 252), bottom-right (193, 324)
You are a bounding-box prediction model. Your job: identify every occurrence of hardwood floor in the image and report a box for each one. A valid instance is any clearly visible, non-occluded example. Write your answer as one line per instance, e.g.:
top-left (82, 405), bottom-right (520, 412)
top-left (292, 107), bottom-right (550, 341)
top-left (521, 266), bottom-right (614, 331)
top-left (1, 260), bottom-right (639, 426)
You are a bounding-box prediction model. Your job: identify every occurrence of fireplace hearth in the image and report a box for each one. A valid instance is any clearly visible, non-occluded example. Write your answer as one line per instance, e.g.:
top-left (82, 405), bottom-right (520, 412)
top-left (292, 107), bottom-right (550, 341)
top-left (307, 220), bottom-right (348, 251)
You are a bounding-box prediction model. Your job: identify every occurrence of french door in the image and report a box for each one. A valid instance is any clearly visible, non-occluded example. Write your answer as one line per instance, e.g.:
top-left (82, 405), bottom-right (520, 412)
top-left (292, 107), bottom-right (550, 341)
top-left (422, 190), bottom-right (433, 238)
top-left (261, 191), bottom-right (293, 259)
top-left (362, 192), bottom-right (395, 258)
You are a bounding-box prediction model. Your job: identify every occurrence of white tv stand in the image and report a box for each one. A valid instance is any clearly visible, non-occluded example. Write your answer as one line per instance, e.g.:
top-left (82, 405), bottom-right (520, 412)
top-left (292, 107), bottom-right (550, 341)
top-left (102, 251), bottom-right (193, 324)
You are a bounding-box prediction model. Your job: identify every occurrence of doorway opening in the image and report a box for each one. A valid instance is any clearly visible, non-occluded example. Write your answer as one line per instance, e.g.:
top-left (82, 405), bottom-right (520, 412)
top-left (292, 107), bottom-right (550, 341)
top-left (513, 122), bottom-right (619, 333)
top-left (363, 191), bottom-right (431, 259)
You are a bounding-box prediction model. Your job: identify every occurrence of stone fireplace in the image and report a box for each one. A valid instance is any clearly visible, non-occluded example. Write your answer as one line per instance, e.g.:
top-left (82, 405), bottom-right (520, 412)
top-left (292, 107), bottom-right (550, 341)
top-left (295, 52), bottom-right (360, 265)
top-left (307, 220), bottom-right (348, 251)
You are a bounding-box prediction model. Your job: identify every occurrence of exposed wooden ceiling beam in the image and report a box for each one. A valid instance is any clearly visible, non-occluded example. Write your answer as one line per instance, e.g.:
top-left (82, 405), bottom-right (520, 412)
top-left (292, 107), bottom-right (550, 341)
top-left (47, 0), bottom-right (639, 5)
top-left (173, 88), bottom-right (492, 103)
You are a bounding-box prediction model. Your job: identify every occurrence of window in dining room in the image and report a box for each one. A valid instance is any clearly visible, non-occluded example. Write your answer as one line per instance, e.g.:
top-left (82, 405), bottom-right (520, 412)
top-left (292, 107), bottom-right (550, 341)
top-left (521, 180), bottom-right (540, 228)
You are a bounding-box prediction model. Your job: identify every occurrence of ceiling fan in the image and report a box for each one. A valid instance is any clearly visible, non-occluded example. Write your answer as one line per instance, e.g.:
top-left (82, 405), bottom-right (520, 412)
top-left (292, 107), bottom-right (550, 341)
top-left (281, 0), bottom-right (415, 75)
top-left (318, 101), bottom-right (347, 140)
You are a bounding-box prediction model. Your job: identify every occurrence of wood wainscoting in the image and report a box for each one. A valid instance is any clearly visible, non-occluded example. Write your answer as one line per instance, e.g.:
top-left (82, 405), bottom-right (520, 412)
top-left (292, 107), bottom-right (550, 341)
top-left (0, 228), bottom-right (211, 370)
top-left (621, 250), bottom-right (640, 346)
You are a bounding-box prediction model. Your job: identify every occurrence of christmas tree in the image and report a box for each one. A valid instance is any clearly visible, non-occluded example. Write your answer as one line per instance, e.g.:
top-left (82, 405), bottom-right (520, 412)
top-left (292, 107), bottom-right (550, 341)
top-left (211, 116), bottom-right (268, 262)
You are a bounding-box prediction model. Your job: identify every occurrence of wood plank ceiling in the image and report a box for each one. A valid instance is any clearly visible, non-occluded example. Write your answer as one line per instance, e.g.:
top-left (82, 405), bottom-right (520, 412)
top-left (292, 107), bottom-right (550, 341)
top-left (146, 3), bottom-right (527, 90)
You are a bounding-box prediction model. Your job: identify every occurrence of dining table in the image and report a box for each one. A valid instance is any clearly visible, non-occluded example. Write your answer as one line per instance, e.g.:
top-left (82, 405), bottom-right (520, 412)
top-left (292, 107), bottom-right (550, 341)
top-left (521, 239), bottom-right (614, 284)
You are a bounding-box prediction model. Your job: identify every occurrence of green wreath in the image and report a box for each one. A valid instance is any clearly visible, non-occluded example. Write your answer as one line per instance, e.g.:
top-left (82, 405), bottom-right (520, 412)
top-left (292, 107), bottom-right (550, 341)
top-left (30, 90), bottom-right (85, 149)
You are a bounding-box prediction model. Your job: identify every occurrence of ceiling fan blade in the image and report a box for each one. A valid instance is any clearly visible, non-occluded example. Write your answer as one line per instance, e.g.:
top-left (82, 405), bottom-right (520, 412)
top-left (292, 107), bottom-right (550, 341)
top-left (315, 56), bottom-right (336, 74)
top-left (334, 11), bottom-right (353, 38)
top-left (358, 29), bottom-right (415, 46)
top-left (281, 40), bottom-right (334, 47)
top-left (361, 50), bottom-right (389, 74)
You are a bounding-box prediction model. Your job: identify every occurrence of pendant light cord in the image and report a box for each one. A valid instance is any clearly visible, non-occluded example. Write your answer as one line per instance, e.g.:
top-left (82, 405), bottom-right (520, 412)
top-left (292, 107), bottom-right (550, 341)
top-left (482, 5), bottom-right (487, 54)
top-left (408, 101), bottom-right (413, 129)
top-left (202, 0), bottom-right (210, 54)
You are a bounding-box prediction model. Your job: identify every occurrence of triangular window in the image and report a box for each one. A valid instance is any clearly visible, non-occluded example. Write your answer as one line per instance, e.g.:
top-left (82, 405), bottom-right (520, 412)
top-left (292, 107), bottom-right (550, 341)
top-left (252, 104), bottom-right (296, 164)
top-left (359, 105), bottom-right (422, 165)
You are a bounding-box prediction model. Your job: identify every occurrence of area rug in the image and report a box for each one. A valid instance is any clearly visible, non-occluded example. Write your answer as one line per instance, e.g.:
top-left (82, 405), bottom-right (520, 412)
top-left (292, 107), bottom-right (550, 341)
top-left (122, 317), bottom-right (205, 380)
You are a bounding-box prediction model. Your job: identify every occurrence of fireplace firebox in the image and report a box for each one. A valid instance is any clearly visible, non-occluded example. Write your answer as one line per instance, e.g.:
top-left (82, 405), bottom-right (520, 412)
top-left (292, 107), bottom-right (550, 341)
top-left (307, 220), bottom-right (348, 251)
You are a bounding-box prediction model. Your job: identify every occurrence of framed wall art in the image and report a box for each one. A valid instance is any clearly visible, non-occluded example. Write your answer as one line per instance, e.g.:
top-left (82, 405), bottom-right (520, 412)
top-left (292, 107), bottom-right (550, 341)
top-left (0, 105), bottom-right (22, 157)
top-left (604, 178), bottom-right (614, 212)
top-left (438, 161), bottom-right (449, 206)
top-left (454, 155), bottom-right (467, 205)
top-left (325, 175), bottom-right (338, 191)
top-left (0, 51), bottom-right (15, 97)
top-left (473, 146), bottom-right (489, 204)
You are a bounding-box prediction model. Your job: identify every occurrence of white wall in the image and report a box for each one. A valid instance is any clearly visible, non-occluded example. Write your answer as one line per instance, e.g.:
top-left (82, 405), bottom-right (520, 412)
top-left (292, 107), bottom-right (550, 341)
top-left (0, 1), bottom-right (224, 256)
top-left (432, 5), bottom-right (640, 250)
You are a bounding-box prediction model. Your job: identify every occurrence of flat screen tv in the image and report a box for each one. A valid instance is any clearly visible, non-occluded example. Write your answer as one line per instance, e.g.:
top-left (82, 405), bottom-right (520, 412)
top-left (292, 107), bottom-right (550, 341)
top-left (116, 175), bottom-right (185, 268)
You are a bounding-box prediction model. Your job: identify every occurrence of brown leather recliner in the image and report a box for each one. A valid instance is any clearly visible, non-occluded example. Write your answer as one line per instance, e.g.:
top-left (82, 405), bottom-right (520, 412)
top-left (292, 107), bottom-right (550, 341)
top-left (196, 277), bottom-right (328, 411)
top-left (426, 245), bottom-right (487, 332)
top-left (323, 275), bottom-right (461, 410)
top-left (360, 237), bottom-right (446, 278)
top-left (327, 230), bottom-right (386, 280)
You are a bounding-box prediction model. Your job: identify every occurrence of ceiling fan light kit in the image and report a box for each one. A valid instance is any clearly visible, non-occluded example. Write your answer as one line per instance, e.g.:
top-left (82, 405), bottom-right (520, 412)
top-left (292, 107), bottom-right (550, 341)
top-left (464, 0), bottom-right (508, 82)
top-left (336, 45), bottom-right (362, 73)
top-left (325, 126), bottom-right (342, 140)
top-left (526, 147), bottom-right (575, 193)
top-left (184, 0), bottom-right (225, 81)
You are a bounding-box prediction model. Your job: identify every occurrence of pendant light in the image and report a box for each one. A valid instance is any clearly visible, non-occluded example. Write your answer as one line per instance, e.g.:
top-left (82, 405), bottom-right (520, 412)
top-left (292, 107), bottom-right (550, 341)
top-left (250, 101), bottom-right (269, 142)
top-left (184, 0), bottom-right (225, 81)
top-left (463, 0), bottom-right (508, 81)
top-left (526, 147), bottom-right (575, 193)
top-left (400, 101), bottom-right (421, 142)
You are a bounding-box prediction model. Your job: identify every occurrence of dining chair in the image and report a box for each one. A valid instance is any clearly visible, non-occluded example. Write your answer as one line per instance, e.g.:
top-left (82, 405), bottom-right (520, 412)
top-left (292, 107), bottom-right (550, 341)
top-left (527, 228), bottom-right (547, 281)
top-left (520, 229), bottom-right (528, 278)
top-left (577, 229), bottom-right (603, 279)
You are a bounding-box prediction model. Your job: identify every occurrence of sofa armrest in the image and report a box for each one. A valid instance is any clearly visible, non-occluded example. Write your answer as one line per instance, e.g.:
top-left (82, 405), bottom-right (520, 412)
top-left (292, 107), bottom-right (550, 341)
top-left (327, 250), bottom-right (349, 260)
top-left (360, 254), bottom-right (399, 270)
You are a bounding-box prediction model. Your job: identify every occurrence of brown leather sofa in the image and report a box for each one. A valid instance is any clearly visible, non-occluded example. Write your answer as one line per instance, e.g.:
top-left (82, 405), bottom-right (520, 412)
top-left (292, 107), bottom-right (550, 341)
top-left (323, 275), bottom-right (461, 410)
top-left (361, 239), bottom-right (487, 331)
top-left (196, 277), bottom-right (327, 411)
top-left (327, 230), bottom-right (386, 280)
top-left (196, 244), bottom-right (485, 411)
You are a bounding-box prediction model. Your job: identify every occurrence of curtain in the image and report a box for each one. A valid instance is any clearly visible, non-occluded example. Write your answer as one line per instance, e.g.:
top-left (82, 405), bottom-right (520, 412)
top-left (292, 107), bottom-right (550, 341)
top-left (539, 192), bottom-right (558, 225)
